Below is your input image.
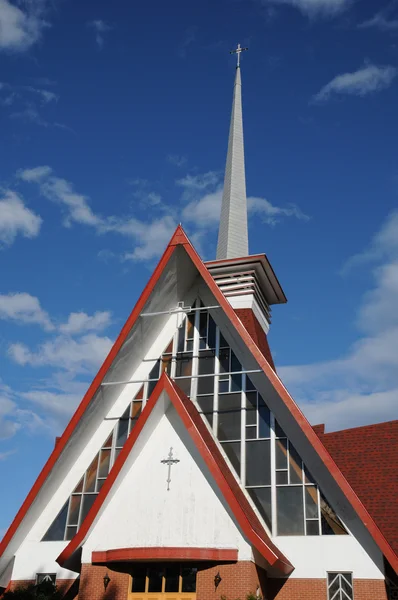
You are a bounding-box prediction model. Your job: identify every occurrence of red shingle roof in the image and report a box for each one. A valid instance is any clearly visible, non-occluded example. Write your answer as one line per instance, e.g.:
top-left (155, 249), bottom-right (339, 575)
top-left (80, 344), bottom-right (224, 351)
top-left (316, 420), bottom-right (398, 556)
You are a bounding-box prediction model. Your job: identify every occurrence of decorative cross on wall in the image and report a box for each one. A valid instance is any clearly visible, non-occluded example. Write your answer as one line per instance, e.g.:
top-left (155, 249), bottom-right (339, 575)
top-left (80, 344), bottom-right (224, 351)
top-left (161, 447), bottom-right (180, 491)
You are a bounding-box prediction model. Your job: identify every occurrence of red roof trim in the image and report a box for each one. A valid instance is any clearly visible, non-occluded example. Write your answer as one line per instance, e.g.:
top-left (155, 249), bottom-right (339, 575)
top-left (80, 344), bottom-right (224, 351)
top-left (92, 547), bottom-right (238, 563)
top-left (0, 226), bottom-right (189, 561)
top-left (57, 374), bottom-right (292, 574)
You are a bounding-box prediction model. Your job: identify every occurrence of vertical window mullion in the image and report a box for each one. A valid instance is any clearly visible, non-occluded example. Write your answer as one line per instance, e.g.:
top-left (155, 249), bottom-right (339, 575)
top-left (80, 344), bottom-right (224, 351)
top-left (191, 301), bottom-right (200, 399)
top-left (241, 374), bottom-right (246, 486)
top-left (109, 426), bottom-right (117, 470)
top-left (317, 486), bottom-right (322, 535)
top-left (270, 411), bottom-right (277, 536)
top-left (213, 326), bottom-right (220, 434)
top-left (142, 380), bottom-right (149, 409)
top-left (170, 316), bottom-right (178, 380)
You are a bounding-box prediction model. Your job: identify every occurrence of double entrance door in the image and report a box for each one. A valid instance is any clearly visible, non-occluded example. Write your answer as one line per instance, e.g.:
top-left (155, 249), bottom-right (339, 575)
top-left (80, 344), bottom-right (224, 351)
top-left (128, 563), bottom-right (197, 600)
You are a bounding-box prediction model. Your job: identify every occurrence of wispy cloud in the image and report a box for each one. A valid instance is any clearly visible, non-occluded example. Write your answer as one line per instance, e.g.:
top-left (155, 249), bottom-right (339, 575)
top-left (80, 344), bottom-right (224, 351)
top-left (0, 189), bottom-right (42, 247)
top-left (88, 19), bottom-right (112, 48)
top-left (177, 26), bottom-right (197, 58)
top-left (0, 81), bottom-right (61, 128)
top-left (313, 63), bottom-right (398, 102)
top-left (0, 292), bottom-right (53, 330)
top-left (259, 0), bottom-right (351, 18)
top-left (358, 2), bottom-right (398, 31)
top-left (279, 210), bottom-right (398, 431)
top-left (167, 154), bottom-right (187, 168)
top-left (0, 0), bottom-right (50, 53)
top-left (59, 311), bottom-right (112, 335)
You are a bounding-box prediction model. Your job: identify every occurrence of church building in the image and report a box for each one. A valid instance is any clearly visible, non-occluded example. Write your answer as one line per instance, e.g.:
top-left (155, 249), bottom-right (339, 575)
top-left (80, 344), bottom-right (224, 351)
top-left (1, 46), bottom-right (397, 600)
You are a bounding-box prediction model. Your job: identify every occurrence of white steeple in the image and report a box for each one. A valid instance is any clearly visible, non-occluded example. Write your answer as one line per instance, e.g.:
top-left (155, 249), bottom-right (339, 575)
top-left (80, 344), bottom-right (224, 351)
top-left (216, 45), bottom-right (249, 260)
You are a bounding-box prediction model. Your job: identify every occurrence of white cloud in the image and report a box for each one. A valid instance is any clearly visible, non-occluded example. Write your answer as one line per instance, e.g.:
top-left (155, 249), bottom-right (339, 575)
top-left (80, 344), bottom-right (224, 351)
top-left (0, 449), bottom-right (16, 461)
top-left (0, 0), bottom-right (49, 52)
top-left (248, 196), bottom-right (310, 225)
top-left (313, 64), bottom-right (397, 102)
top-left (177, 171), bottom-right (220, 194)
top-left (167, 154), bottom-right (187, 167)
top-left (0, 189), bottom-right (42, 246)
top-left (0, 292), bottom-right (53, 330)
top-left (59, 310), bottom-right (112, 334)
top-left (123, 215), bottom-right (177, 261)
top-left (358, 3), bottom-right (398, 31)
top-left (88, 19), bottom-right (112, 48)
top-left (261, 0), bottom-right (351, 18)
top-left (279, 211), bottom-right (398, 431)
top-left (9, 333), bottom-right (113, 372)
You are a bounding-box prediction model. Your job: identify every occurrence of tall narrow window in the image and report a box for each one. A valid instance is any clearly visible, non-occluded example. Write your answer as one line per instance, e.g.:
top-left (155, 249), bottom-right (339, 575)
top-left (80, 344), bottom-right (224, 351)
top-left (327, 573), bottom-right (354, 600)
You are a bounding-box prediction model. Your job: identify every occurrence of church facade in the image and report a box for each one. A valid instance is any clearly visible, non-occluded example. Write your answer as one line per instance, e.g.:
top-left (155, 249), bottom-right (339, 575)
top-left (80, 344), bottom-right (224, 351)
top-left (1, 49), bottom-right (397, 600)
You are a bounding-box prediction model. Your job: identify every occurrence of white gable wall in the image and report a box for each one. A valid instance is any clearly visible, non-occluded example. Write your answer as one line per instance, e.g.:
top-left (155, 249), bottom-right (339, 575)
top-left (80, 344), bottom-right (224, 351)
top-left (81, 395), bottom-right (253, 562)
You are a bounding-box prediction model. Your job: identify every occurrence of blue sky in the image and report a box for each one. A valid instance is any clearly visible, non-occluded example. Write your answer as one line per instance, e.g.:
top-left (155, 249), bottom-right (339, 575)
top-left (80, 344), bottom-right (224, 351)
top-left (1, 0), bottom-right (398, 534)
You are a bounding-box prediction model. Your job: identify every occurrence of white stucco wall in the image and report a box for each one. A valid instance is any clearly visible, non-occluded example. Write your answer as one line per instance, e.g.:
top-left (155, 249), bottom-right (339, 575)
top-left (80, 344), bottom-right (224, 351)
top-left (274, 535), bottom-right (384, 579)
top-left (81, 400), bottom-right (253, 562)
top-left (11, 541), bottom-right (76, 581)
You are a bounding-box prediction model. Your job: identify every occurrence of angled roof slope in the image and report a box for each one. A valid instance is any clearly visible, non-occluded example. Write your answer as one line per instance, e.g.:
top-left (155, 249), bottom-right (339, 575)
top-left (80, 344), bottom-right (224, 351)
top-left (57, 373), bottom-right (293, 574)
top-left (316, 420), bottom-right (398, 556)
top-left (1, 225), bottom-right (397, 577)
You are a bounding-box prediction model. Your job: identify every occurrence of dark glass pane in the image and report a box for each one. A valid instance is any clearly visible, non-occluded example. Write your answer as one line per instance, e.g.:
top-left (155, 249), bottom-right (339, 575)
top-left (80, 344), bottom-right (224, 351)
top-left (231, 372), bottom-right (242, 392)
top-left (198, 350), bottom-right (215, 375)
top-left (114, 447), bottom-right (121, 462)
top-left (231, 351), bottom-right (241, 373)
top-left (208, 315), bottom-right (216, 348)
top-left (197, 375), bottom-right (214, 395)
top-left (222, 442), bottom-right (240, 476)
top-left (199, 311), bottom-right (207, 339)
top-left (328, 574), bottom-right (340, 596)
top-left (98, 449), bottom-right (111, 478)
top-left (246, 376), bottom-right (256, 391)
top-left (96, 479), bottom-right (105, 492)
top-left (218, 409), bottom-right (241, 441)
top-left (246, 426), bottom-right (257, 439)
top-left (219, 332), bottom-right (228, 348)
top-left (65, 526), bottom-right (77, 541)
top-left (175, 376), bottom-right (191, 396)
top-left (80, 494), bottom-right (97, 524)
top-left (84, 455), bottom-right (99, 492)
top-left (177, 321), bottom-right (185, 352)
top-left (67, 495), bottom-right (81, 526)
top-left (248, 487), bottom-right (272, 529)
top-left (165, 565), bottom-right (179, 592)
top-left (305, 486), bottom-right (318, 518)
top-left (164, 339), bottom-right (173, 354)
top-left (246, 440), bottom-right (271, 485)
top-left (131, 566), bottom-right (146, 592)
top-left (306, 520), bottom-right (319, 535)
top-left (103, 433), bottom-right (113, 448)
top-left (186, 339), bottom-right (193, 352)
top-left (219, 348), bottom-right (230, 373)
top-left (116, 416), bottom-right (129, 447)
top-left (149, 359), bottom-right (160, 381)
top-left (277, 486), bottom-right (304, 535)
top-left (131, 401), bottom-right (142, 420)
top-left (135, 385), bottom-right (144, 400)
top-left (276, 471), bottom-right (288, 485)
top-left (258, 399), bottom-right (270, 438)
top-left (187, 312), bottom-right (195, 340)
top-left (275, 438), bottom-right (288, 470)
top-left (275, 420), bottom-right (286, 438)
top-left (181, 566), bottom-right (197, 592)
top-left (219, 392), bottom-right (241, 410)
top-left (246, 392), bottom-right (257, 425)
top-left (147, 566), bottom-right (163, 592)
top-left (175, 353), bottom-right (192, 378)
top-left (147, 379), bottom-right (157, 398)
top-left (197, 395), bottom-right (213, 426)
top-left (304, 466), bottom-right (316, 484)
top-left (289, 444), bottom-right (303, 484)
top-left (42, 501), bottom-right (69, 541)
top-left (219, 379), bottom-right (229, 393)
top-left (73, 477), bottom-right (84, 494)
top-left (341, 573), bottom-right (352, 595)
top-left (320, 492), bottom-right (347, 535)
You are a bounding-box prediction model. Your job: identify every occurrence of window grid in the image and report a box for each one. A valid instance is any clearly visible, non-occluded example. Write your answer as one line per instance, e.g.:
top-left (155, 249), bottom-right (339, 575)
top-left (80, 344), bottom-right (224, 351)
top-left (327, 572), bottom-right (354, 600)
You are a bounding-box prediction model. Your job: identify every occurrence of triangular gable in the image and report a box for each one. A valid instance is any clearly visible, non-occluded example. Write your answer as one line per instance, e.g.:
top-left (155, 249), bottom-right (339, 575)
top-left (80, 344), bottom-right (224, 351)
top-left (1, 225), bottom-right (397, 576)
top-left (57, 373), bottom-right (293, 574)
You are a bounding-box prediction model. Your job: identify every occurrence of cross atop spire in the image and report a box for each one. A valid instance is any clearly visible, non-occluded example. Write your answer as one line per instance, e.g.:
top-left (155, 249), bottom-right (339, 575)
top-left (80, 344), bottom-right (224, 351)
top-left (216, 46), bottom-right (249, 260)
top-left (230, 43), bottom-right (248, 68)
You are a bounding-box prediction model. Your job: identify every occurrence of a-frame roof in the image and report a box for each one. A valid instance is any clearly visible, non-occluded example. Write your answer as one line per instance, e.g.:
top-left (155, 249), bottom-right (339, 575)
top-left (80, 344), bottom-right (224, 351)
top-left (1, 225), bottom-right (397, 577)
top-left (56, 373), bottom-right (293, 574)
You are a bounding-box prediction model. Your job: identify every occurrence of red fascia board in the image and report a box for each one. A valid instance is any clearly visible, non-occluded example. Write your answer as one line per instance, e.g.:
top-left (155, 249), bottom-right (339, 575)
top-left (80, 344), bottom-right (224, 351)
top-left (185, 243), bottom-right (398, 572)
top-left (0, 226), bottom-right (189, 561)
top-left (57, 374), bottom-right (292, 574)
top-left (92, 547), bottom-right (238, 563)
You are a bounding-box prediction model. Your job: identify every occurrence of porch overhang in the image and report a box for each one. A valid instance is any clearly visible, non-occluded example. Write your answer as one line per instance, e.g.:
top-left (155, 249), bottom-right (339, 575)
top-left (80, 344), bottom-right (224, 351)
top-left (92, 547), bottom-right (239, 563)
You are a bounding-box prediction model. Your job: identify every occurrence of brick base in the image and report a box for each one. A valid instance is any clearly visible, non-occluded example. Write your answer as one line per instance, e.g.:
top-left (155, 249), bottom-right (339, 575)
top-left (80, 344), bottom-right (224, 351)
top-left (196, 561), bottom-right (266, 600)
top-left (268, 578), bottom-right (388, 600)
top-left (7, 579), bottom-right (76, 596)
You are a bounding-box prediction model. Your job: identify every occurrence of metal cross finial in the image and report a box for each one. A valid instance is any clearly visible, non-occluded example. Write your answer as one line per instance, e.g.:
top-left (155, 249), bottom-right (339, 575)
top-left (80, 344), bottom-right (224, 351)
top-left (230, 43), bottom-right (248, 67)
top-left (161, 447), bottom-right (180, 491)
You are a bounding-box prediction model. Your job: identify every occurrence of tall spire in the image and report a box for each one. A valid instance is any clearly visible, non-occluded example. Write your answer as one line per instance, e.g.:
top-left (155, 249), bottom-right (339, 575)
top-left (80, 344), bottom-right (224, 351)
top-left (216, 44), bottom-right (249, 260)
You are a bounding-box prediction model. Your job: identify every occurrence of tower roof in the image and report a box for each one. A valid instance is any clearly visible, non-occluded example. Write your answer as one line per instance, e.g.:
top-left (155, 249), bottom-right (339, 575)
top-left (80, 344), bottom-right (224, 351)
top-left (216, 63), bottom-right (249, 259)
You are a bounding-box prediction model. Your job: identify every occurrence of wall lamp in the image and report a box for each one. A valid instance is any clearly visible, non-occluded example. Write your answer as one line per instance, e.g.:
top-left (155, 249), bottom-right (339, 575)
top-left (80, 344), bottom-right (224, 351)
top-left (103, 573), bottom-right (111, 591)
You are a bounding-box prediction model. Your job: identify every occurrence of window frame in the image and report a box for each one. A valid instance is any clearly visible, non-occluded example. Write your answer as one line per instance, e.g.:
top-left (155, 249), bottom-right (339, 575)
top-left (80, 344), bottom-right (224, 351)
top-left (327, 572), bottom-right (354, 600)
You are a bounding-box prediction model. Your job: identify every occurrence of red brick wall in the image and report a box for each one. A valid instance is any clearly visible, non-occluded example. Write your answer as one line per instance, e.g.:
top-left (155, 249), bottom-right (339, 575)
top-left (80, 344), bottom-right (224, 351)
top-left (268, 578), bottom-right (388, 600)
top-left (196, 561), bottom-right (266, 600)
top-left (8, 579), bottom-right (76, 595)
top-left (78, 563), bottom-right (129, 600)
